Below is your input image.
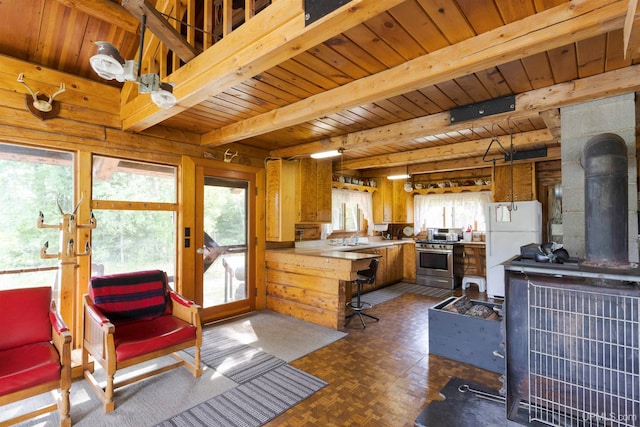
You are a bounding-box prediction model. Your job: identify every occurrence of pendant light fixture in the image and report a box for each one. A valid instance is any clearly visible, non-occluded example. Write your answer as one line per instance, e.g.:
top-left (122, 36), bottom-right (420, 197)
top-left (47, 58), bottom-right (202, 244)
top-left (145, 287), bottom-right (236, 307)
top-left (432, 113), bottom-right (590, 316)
top-left (403, 165), bottom-right (413, 193)
top-left (89, 15), bottom-right (177, 109)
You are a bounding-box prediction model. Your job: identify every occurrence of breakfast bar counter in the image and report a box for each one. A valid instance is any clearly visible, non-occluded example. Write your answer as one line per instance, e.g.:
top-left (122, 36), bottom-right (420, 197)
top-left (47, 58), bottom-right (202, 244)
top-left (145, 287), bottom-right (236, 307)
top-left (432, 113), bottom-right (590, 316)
top-left (265, 245), bottom-right (385, 330)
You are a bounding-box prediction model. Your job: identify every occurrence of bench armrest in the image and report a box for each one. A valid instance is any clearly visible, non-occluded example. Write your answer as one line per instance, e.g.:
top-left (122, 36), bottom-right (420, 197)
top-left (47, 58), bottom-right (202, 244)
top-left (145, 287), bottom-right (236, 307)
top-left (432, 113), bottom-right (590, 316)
top-left (169, 290), bottom-right (200, 326)
top-left (83, 294), bottom-right (115, 365)
top-left (49, 301), bottom-right (72, 388)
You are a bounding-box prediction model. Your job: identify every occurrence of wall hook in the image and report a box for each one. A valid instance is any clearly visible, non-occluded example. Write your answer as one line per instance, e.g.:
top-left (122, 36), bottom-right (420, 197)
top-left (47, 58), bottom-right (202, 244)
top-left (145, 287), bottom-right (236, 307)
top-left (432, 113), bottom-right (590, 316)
top-left (224, 149), bottom-right (238, 163)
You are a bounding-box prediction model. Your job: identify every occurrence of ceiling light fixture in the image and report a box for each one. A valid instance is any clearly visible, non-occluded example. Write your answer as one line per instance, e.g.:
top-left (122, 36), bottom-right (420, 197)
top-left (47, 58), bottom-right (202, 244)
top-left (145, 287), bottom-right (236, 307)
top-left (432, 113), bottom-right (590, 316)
top-left (310, 148), bottom-right (344, 159)
top-left (387, 173), bottom-right (409, 180)
top-left (89, 15), bottom-right (176, 109)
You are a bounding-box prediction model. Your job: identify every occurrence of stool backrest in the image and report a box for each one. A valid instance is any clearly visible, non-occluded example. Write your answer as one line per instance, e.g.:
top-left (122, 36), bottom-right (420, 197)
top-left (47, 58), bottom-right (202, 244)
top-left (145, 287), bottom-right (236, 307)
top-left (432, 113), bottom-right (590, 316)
top-left (356, 258), bottom-right (378, 284)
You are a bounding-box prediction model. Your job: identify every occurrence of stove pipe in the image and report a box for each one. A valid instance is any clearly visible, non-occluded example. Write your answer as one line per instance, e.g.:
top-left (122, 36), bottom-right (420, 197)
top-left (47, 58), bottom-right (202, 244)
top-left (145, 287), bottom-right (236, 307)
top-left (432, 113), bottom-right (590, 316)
top-left (583, 133), bottom-right (628, 265)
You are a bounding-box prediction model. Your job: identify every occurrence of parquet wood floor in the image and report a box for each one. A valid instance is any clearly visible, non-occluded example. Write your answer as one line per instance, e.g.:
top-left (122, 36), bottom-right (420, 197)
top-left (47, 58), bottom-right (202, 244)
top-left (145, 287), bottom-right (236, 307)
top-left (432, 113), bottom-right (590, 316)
top-left (265, 287), bottom-right (502, 427)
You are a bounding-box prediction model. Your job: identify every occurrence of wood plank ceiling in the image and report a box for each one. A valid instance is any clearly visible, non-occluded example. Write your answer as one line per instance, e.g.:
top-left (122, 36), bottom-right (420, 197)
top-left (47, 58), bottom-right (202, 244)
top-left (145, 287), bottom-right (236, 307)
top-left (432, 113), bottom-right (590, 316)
top-left (1, 0), bottom-right (639, 178)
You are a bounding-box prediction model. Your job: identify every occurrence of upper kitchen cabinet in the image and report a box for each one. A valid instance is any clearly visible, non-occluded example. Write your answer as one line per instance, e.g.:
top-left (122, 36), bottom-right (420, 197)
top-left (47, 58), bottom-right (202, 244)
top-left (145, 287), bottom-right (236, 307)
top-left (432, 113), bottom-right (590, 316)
top-left (372, 179), bottom-right (414, 224)
top-left (372, 179), bottom-right (393, 223)
top-left (266, 158), bottom-right (332, 241)
top-left (266, 159), bottom-right (298, 242)
top-left (492, 163), bottom-right (535, 202)
top-left (297, 158), bottom-right (332, 223)
top-left (392, 181), bottom-right (414, 223)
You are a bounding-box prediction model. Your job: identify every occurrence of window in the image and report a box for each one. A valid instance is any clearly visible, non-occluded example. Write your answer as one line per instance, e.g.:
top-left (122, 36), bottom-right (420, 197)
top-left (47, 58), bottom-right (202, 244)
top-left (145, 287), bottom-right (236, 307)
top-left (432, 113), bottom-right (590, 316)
top-left (0, 143), bottom-right (73, 289)
top-left (331, 189), bottom-right (373, 234)
top-left (91, 156), bottom-right (177, 282)
top-left (414, 192), bottom-right (492, 232)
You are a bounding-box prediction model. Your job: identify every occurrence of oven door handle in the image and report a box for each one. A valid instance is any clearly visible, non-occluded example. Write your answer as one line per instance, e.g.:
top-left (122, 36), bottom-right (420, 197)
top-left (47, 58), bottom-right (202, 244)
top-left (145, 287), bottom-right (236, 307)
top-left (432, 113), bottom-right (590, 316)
top-left (416, 249), bottom-right (452, 255)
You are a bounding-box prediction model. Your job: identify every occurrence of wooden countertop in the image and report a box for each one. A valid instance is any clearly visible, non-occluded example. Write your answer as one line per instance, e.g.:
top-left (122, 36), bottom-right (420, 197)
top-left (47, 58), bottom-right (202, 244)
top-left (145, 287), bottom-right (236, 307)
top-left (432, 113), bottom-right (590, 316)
top-left (267, 239), bottom-right (413, 259)
top-left (267, 247), bottom-right (382, 260)
top-left (456, 241), bottom-right (485, 246)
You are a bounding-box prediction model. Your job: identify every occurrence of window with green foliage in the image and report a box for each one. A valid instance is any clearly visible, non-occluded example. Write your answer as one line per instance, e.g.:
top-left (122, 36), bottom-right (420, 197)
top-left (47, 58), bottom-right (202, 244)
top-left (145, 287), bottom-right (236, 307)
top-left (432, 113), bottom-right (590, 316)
top-left (91, 156), bottom-right (177, 282)
top-left (0, 143), bottom-right (73, 289)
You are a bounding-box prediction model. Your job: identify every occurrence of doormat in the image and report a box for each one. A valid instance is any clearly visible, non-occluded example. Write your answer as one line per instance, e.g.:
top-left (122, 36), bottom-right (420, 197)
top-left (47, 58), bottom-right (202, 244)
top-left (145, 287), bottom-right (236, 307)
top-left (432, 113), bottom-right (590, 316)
top-left (157, 364), bottom-right (327, 427)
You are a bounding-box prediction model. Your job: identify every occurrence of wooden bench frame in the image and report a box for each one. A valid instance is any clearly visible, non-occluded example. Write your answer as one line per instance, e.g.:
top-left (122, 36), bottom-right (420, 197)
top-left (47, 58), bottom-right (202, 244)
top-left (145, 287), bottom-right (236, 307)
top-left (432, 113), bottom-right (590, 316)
top-left (81, 291), bottom-right (202, 413)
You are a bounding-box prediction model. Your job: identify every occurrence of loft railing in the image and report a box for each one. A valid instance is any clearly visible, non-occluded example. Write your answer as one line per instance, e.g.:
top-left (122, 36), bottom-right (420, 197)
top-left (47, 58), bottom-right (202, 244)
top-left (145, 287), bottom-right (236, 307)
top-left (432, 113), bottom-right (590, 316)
top-left (146, 0), bottom-right (272, 79)
top-left (122, 0), bottom-right (272, 103)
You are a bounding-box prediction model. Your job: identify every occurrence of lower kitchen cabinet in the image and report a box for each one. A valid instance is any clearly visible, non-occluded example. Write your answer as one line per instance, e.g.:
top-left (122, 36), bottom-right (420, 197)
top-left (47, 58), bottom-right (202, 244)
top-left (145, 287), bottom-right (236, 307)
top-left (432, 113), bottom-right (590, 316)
top-left (402, 241), bottom-right (416, 282)
top-left (356, 247), bottom-right (386, 292)
top-left (386, 244), bottom-right (403, 283)
top-left (454, 243), bottom-right (486, 281)
top-left (352, 243), bottom-right (407, 295)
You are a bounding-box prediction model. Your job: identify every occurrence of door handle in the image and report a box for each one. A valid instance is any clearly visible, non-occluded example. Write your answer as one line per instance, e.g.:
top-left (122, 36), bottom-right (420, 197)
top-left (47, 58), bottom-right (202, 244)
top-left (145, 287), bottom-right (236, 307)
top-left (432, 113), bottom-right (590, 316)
top-left (196, 247), bottom-right (206, 254)
top-left (492, 350), bottom-right (505, 359)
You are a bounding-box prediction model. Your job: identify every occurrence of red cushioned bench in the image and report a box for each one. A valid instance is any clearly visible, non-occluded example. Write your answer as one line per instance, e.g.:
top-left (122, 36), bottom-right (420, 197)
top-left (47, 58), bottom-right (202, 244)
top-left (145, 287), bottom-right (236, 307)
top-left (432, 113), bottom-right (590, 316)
top-left (81, 270), bottom-right (202, 413)
top-left (0, 287), bottom-right (72, 426)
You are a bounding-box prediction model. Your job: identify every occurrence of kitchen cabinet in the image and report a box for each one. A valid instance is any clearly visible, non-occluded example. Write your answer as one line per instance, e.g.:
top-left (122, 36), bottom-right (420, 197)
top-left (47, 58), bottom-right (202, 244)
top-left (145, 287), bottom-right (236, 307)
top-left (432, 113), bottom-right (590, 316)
top-left (392, 181), bottom-right (414, 223)
top-left (492, 163), bottom-right (534, 202)
top-left (297, 158), bottom-right (332, 223)
top-left (386, 244), bottom-right (403, 284)
top-left (402, 241), bottom-right (416, 282)
top-left (454, 243), bottom-right (486, 279)
top-left (353, 243), bottom-right (407, 292)
top-left (372, 178), bottom-right (393, 223)
top-left (372, 179), bottom-right (414, 224)
top-left (266, 159), bottom-right (297, 242)
top-left (356, 247), bottom-right (387, 292)
top-left (266, 158), bottom-right (332, 241)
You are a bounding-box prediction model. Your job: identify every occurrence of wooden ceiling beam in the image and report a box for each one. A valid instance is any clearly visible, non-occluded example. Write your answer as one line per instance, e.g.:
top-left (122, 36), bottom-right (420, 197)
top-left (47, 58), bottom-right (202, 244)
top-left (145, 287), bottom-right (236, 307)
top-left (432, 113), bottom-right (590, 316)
top-left (54, 0), bottom-right (140, 34)
top-left (539, 109), bottom-right (561, 140)
top-left (121, 0), bottom-right (406, 132)
top-left (202, 0), bottom-right (628, 146)
top-left (340, 129), bottom-right (555, 170)
top-left (366, 146), bottom-right (562, 177)
top-left (271, 64), bottom-right (640, 160)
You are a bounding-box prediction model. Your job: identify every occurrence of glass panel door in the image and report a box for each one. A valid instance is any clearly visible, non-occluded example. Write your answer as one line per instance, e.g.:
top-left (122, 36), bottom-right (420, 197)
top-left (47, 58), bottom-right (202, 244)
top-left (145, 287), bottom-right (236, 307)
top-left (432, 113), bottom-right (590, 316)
top-left (196, 167), bottom-right (254, 322)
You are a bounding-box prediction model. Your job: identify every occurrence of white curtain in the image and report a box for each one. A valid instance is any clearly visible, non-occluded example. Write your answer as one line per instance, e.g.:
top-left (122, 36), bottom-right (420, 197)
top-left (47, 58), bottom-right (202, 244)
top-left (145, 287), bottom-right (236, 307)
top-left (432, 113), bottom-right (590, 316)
top-left (332, 189), bottom-right (374, 235)
top-left (414, 192), bottom-right (492, 232)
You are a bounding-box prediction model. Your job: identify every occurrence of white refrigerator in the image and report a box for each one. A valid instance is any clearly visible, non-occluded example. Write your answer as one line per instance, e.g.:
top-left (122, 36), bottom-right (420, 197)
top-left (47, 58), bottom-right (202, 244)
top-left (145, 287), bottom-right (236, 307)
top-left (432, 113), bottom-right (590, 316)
top-left (485, 200), bottom-right (542, 298)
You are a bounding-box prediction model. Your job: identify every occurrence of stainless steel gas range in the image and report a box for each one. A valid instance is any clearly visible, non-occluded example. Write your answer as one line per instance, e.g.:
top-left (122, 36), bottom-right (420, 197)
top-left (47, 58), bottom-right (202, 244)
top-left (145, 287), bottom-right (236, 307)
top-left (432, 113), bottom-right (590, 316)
top-left (415, 230), bottom-right (463, 289)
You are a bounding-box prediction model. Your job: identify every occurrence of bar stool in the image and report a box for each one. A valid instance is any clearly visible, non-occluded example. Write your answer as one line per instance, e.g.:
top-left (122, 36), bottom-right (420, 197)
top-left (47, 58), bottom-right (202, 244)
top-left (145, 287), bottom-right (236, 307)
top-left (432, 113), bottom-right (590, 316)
top-left (345, 258), bottom-right (380, 328)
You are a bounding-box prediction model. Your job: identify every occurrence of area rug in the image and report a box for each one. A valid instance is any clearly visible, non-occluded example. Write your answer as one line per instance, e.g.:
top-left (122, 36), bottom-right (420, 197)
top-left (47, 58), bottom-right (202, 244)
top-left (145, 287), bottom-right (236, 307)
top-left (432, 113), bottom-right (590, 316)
top-left (185, 329), bottom-right (287, 383)
top-left (156, 311), bottom-right (339, 426)
top-left (157, 364), bottom-right (327, 427)
top-left (199, 310), bottom-right (347, 362)
top-left (356, 282), bottom-right (452, 307)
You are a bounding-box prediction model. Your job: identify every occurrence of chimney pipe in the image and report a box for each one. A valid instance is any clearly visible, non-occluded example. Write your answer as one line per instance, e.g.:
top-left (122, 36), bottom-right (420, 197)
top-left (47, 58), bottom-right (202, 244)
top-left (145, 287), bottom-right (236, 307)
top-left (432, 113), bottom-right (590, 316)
top-left (583, 133), bottom-right (628, 266)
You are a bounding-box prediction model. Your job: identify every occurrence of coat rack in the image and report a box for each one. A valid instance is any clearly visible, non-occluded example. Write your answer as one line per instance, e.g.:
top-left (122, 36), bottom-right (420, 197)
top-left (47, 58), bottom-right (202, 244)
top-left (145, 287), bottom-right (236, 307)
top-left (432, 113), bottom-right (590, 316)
top-left (37, 195), bottom-right (96, 335)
